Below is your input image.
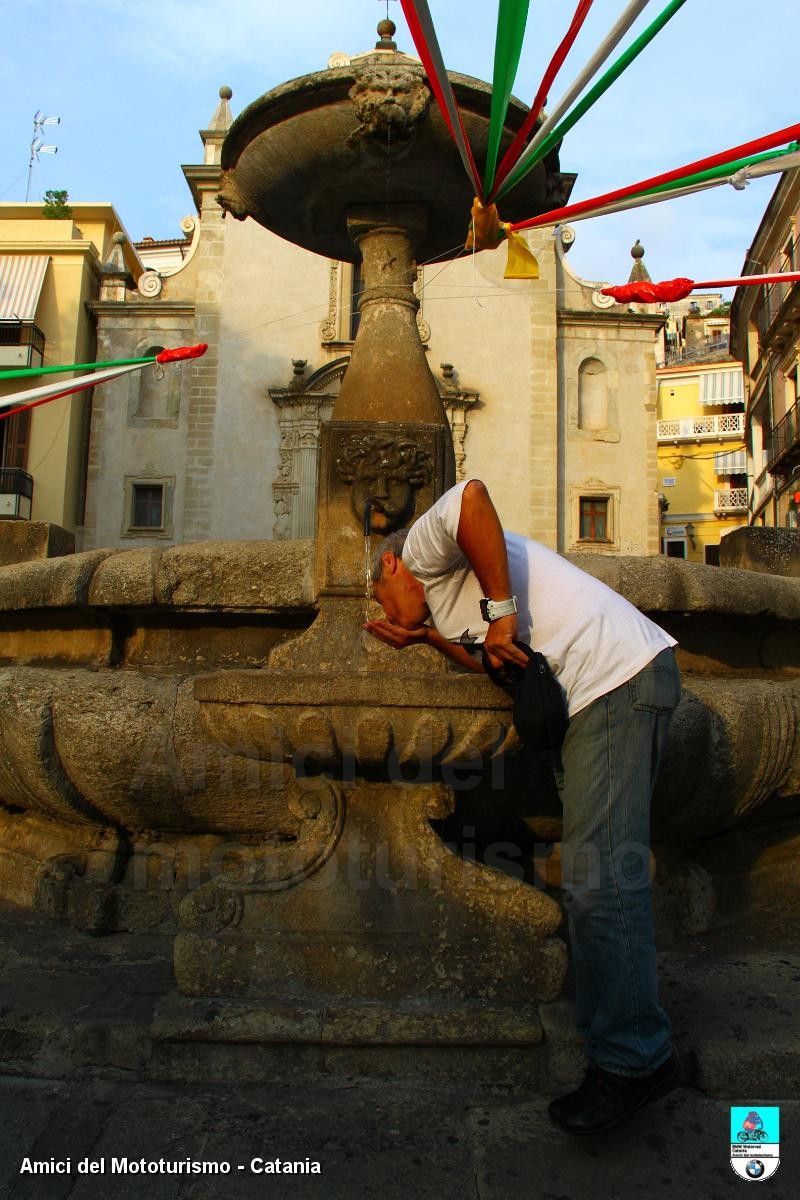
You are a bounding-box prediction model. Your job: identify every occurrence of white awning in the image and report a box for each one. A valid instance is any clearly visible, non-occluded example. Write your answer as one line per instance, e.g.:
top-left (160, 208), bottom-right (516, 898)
top-left (0, 255), bottom-right (50, 320)
top-left (699, 368), bottom-right (744, 406)
top-left (714, 449), bottom-right (747, 475)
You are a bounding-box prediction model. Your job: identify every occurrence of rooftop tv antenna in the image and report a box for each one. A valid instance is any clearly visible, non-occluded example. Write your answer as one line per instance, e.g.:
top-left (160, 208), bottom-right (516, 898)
top-left (26, 110), bottom-right (60, 202)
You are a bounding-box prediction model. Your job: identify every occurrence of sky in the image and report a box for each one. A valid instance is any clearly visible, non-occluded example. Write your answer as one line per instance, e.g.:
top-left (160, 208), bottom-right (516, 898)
top-left (1, 0), bottom-right (797, 292)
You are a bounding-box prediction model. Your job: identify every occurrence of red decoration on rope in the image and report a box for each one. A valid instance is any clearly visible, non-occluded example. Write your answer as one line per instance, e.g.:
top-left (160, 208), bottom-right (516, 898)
top-left (490, 0), bottom-right (594, 200)
top-left (511, 120), bottom-right (800, 231)
top-left (601, 279), bottom-right (694, 303)
top-left (601, 271), bottom-right (800, 304)
top-left (156, 343), bottom-right (208, 364)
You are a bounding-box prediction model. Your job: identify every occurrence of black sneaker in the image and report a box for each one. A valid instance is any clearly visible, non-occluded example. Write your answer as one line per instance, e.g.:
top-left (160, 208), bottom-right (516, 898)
top-left (548, 1053), bottom-right (679, 1136)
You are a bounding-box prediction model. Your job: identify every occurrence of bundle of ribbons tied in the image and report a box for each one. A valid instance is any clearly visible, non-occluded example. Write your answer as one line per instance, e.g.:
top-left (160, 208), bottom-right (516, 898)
top-left (399, 0), bottom-right (800, 281)
top-left (0, 344), bottom-right (208, 423)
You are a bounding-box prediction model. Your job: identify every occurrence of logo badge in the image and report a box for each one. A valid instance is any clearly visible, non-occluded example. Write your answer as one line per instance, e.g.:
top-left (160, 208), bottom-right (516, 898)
top-left (730, 1107), bottom-right (780, 1181)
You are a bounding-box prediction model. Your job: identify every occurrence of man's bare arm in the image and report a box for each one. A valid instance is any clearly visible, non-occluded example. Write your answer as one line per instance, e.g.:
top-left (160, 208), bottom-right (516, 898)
top-left (457, 480), bottom-right (529, 669)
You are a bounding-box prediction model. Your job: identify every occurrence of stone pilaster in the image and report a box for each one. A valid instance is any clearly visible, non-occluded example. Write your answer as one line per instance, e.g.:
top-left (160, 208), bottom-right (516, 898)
top-left (643, 348), bottom-right (661, 555)
top-left (528, 230), bottom-right (559, 549)
top-left (182, 193), bottom-right (224, 541)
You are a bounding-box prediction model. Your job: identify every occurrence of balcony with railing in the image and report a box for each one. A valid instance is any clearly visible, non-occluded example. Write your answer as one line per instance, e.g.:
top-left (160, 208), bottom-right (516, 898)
top-left (0, 468), bottom-right (34, 519)
top-left (657, 412), bottom-right (745, 442)
top-left (755, 240), bottom-right (800, 345)
top-left (659, 333), bottom-right (730, 367)
top-left (750, 469), bottom-right (773, 516)
top-left (766, 398), bottom-right (800, 473)
top-left (0, 320), bottom-right (45, 369)
top-left (714, 487), bottom-right (748, 513)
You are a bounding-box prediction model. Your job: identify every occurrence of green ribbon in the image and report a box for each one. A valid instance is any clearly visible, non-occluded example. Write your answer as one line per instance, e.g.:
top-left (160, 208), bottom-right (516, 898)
top-left (498, 0), bottom-right (688, 198)
top-left (0, 355), bottom-right (155, 382)
top-left (484, 0), bottom-right (531, 198)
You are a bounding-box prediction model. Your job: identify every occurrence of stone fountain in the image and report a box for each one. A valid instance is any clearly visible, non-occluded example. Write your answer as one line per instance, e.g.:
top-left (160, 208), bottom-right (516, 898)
top-left (0, 23), bottom-right (797, 1074)
top-left (184, 23), bottom-right (579, 1034)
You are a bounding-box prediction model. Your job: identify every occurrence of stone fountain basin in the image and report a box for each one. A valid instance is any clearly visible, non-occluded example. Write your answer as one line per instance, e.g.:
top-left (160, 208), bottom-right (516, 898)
top-left (194, 668), bottom-right (517, 770)
top-left (218, 63), bottom-right (575, 263)
top-left (0, 540), bottom-right (796, 844)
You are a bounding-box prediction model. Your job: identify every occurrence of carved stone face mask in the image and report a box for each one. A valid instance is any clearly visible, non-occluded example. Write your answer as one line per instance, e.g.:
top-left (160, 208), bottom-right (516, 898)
top-left (336, 433), bottom-right (433, 534)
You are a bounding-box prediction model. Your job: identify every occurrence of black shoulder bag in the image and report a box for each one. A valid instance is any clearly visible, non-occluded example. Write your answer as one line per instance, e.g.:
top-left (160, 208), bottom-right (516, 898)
top-left (482, 641), bottom-right (568, 766)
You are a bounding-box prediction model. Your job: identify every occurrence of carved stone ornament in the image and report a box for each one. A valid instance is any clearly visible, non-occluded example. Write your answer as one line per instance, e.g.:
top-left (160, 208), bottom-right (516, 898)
top-left (415, 266), bottom-right (431, 343)
top-left (137, 270), bottom-right (163, 298)
top-left (178, 882), bottom-right (244, 932)
top-left (176, 782), bottom-right (345, 908)
top-left (336, 432), bottom-right (433, 533)
top-left (592, 288), bottom-right (616, 310)
top-left (348, 67), bottom-right (431, 144)
top-left (320, 261), bottom-right (340, 342)
top-left (269, 358), bottom-right (347, 539)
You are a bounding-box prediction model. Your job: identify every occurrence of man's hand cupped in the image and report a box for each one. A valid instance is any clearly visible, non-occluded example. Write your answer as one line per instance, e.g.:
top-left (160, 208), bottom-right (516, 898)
top-left (364, 617), bottom-right (430, 650)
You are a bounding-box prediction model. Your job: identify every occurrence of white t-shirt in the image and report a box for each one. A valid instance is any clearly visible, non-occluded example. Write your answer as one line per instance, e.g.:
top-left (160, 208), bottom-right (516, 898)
top-left (402, 481), bottom-right (677, 717)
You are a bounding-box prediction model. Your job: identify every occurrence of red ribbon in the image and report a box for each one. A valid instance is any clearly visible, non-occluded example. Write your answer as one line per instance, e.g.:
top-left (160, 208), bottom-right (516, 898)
top-left (511, 121), bottom-right (800, 231)
top-left (0, 378), bottom-right (104, 424)
top-left (400, 0), bottom-right (484, 199)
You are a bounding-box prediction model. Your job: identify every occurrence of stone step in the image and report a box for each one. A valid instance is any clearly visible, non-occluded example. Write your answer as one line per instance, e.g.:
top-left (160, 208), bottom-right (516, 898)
top-left (0, 901), bottom-right (798, 1098)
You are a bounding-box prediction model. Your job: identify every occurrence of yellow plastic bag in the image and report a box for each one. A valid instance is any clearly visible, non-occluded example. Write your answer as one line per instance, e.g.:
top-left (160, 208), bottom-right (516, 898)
top-left (503, 228), bottom-right (539, 280)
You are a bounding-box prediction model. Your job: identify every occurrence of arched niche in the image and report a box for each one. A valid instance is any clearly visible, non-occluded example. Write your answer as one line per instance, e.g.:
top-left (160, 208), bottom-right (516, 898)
top-left (578, 357), bottom-right (609, 432)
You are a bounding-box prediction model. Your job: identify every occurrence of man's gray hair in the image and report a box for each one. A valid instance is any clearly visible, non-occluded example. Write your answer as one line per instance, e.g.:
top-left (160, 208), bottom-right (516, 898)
top-left (370, 529), bottom-right (410, 585)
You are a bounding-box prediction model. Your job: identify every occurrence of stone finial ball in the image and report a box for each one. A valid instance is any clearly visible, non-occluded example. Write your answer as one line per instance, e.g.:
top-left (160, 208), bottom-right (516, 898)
top-left (631, 239), bottom-right (645, 259)
top-left (219, 86), bottom-right (233, 100)
top-left (377, 19), bottom-right (396, 37)
top-left (112, 231), bottom-right (126, 245)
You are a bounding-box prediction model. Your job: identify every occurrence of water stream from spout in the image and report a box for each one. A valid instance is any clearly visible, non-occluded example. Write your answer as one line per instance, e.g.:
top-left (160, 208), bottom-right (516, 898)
top-left (364, 534), bottom-right (372, 626)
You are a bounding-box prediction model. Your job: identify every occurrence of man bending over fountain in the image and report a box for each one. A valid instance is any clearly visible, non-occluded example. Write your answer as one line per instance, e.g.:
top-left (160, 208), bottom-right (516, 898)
top-left (366, 478), bottom-right (681, 1136)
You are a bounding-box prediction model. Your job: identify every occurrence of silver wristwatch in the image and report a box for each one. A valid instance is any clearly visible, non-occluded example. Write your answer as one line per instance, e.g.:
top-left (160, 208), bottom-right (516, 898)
top-left (479, 596), bottom-right (518, 623)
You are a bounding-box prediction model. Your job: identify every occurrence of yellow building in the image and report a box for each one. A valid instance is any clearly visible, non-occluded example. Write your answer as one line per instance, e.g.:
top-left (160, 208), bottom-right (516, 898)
top-left (0, 204), bottom-right (140, 533)
top-left (656, 359), bottom-right (747, 563)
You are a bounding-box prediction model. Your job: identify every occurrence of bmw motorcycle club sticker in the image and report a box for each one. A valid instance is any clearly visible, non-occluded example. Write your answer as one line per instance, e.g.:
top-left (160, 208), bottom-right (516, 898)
top-left (730, 1107), bottom-right (780, 1181)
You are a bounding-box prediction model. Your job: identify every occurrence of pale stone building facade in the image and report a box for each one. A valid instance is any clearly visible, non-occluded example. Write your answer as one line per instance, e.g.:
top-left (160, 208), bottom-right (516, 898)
top-left (81, 82), bottom-right (664, 557)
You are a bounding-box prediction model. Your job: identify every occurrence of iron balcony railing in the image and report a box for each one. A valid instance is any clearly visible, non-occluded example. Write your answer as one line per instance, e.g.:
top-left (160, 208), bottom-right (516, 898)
top-left (659, 335), bottom-right (730, 367)
top-left (714, 487), bottom-right (748, 512)
top-left (755, 242), bottom-right (798, 341)
top-left (0, 468), bottom-right (34, 518)
top-left (766, 398), bottom-right (800, 469)
top-left (750, 469), bottom-right (772, 516)
top-left (657, 412), bottom-right (745, 442)
top-left (0, 319), bottom-right (45, 357)
top-left (0, 468), bottom-right (33, 500)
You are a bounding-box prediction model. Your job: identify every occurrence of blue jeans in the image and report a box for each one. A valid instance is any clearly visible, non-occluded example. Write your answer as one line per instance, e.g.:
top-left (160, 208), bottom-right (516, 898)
top-left (552, 647), bottom-right (681, 1076)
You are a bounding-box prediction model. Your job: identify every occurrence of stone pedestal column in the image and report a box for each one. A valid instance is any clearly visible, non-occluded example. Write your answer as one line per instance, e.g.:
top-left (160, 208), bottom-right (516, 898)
top-left (334, 205), bottom-right (450, 428)
top-left (316, 206), bottom-right (455, 594)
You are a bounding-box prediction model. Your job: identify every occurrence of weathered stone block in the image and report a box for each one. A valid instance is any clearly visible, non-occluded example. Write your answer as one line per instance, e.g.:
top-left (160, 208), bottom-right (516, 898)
top-left (719, 526), bottom-right (800, 578)
top-left (88, 549), bottom-right (161, 607)
top-left (154, 540), bottom-right (316, 610)
top-left (570, 552), bottom-right (800, 621)
top-left (0, 550), bottom-right (114, 611)
top-left (0, 521), bottom-right (74, 567)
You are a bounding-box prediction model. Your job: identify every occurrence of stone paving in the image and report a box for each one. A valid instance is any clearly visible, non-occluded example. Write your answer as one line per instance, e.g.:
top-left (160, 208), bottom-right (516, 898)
top-left (0, 901), bottom-right (798, 1199)
top-left (0, 1076), bottom-right (796, 1200)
